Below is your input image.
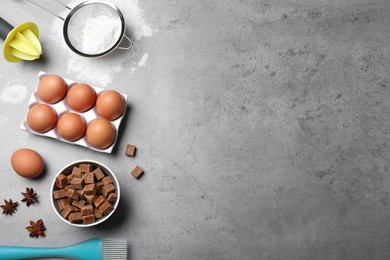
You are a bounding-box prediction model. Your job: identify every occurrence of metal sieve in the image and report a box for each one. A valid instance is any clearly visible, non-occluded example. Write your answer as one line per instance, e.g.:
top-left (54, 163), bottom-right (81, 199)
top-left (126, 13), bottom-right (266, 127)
top-left (26, 0), bottom-right (132, 58)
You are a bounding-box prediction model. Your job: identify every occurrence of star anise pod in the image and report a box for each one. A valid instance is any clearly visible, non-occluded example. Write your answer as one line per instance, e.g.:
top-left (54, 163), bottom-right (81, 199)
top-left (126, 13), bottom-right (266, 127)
top-left (26, 219), bottom-right (46, 238)
top-left (21, 187), bottom-right (38, 206)
top-left (0, 199), bottom-right (18, 215)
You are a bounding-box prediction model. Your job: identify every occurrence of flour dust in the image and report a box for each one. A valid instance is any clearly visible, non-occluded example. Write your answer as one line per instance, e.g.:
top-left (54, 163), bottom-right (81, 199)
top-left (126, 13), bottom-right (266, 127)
top-left (49, 0), bottom-right (156, 86)
top-left (0, 82), bottom-right (28, 105)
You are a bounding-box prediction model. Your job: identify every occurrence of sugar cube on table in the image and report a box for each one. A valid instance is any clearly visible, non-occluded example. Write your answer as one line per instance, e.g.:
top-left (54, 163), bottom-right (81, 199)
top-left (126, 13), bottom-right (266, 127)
top-left (131, 165), bottom-right (144, 179)
top-left (125, 144), bottom-right (136, 157)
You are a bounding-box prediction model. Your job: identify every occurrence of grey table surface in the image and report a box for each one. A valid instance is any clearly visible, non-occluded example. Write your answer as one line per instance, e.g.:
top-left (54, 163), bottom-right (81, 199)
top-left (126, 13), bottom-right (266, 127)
top-left (0, 0), bottom-right (390, 259)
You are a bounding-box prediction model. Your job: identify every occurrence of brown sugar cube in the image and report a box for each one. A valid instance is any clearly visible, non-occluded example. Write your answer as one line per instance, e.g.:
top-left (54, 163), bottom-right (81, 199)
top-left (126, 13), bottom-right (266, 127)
top-left (66, 205), bottom-right (78, 212)
top-left (101, 184), bottom-right (116, 197)
top-left (72, 206), bottom-right (81, 212)
top-left (131, 165), bottom-right (144, 179)
top-left (84, 194), bottom-right (96, 204)
top-left (55, 174), bottom-right (68, 189)
top-left (53, 189), bottom-right (67, 199)
top-left (84, 184), bottom-right (97, 196)
top-left (81, 205), bottom-right (94, 216)
top-left (99, 201), bottom-right (114, 215)
top-left (72, 199), bottom-right (86, 209)
top-left (80, 164), bottom-right (92, 173)
top-left (66, 189), bottom-right (80, 200)
top-left (64, 185), bottom-right (72, 191)
top-left (93, 167), bottom-right (105, 181)
top-left (71, 177), bottom-right (84, 190)
top-left (78, 188), bottom-right (85, 198)
top-left (125, 144), bottom-right (136, 157)
top-left (66, 174), bottom-right (74, 183)
top-left (72, 200), bottom-right (85, 209)
top-left (83, 214), bottom-right (95, 225)
top-left (79, 200), bottom-right (86, 207)
top-left (94, 195), bottom-right (106, 208)
top-left (61, 205), bottom-right (73, 219)
top-left (76, 188), bottom-right (84, 196)
top-left (96, 182), bottom-right (104, 195)
top-left (94, 208), bottom-right (103, 219)
top-left (84, 172), bottom-right (95, 184)
top-left (68, 212), bottom-right (83, 223)
top-left (101, 176), bottom-right (113, 185)
top-left (107, 192), bottom-right (117, 203)
top-left (57, 198), bottom-right (70, 210)
top-left (71, 205), bottom-right (80, 212)
top-left (72, 167), bottom-right (82, 177)
top-left (70, 205), bottom-right (77, 211)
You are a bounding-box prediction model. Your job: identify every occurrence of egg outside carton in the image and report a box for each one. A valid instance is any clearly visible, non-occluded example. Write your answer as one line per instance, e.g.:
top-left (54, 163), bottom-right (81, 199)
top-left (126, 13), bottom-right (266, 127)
top-left (20, 71), bottom-right (128, 154)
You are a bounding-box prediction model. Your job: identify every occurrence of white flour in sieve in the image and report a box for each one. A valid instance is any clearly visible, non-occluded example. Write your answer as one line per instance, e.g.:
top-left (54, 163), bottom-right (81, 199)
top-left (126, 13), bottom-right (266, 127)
top-left (49, 0), bottom-right (157, 85)
top-left (67, 3), bottom-right (122, 54)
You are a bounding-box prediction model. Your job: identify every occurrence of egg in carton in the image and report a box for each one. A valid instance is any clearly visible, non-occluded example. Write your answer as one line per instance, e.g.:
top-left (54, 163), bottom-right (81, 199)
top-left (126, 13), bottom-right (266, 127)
top-left (20, 71), bottom-right (128, 153)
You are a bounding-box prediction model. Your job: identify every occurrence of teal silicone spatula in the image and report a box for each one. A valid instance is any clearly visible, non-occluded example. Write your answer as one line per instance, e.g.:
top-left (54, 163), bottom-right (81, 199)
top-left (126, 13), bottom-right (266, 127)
top-left (0, 238), bottom-right (127, 260)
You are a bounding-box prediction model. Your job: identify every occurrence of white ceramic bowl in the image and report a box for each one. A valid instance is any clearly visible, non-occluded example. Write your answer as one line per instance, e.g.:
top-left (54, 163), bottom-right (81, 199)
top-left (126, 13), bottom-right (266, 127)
top-left (50, 160), bottom-right (120, 227)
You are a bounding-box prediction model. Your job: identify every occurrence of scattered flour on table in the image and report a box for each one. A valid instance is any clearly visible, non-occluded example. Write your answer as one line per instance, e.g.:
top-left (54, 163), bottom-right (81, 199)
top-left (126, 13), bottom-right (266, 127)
top-left (116, 0), bottom-right (155, 40)
top-left (0, 117), bottom-right (11, 125)
top-left (49, 0), bottom-right (156, 85)
top-left (138, 53), bottom-right (149, 67)
top-left (0, 82), bottom-right (28, 105)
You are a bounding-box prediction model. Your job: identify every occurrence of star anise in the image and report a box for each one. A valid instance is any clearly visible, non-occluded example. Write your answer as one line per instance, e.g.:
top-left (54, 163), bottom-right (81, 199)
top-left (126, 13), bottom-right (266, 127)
top-left (26, 219), bottom-right (46, 238)
top-left (21, 187), bottom-right (38, 206)
top-left (0, 199), bottom-right (18, 215)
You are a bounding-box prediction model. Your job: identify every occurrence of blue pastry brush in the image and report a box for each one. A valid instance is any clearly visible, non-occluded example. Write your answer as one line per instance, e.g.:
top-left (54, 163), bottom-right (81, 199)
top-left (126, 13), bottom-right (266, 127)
top-left (0, 238), bottom-right (127, 260)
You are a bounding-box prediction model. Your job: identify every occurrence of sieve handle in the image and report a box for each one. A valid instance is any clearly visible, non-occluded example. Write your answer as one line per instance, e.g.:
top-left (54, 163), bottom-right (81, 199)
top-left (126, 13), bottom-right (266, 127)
top-left (117, 34), bottom-right (133, 50)
top-left (52, 0), bottom-right (72, 10)
top-left (25, 0), bottom-right (71, 21)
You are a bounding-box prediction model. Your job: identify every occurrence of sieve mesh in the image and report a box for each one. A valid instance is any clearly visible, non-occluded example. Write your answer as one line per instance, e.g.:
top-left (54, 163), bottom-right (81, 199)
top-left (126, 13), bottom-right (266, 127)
top-left (64, 2), bottom-right (124, 56)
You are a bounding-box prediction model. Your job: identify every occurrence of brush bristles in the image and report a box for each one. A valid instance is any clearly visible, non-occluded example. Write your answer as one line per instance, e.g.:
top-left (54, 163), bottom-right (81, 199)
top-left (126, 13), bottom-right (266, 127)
top-left (103, 239), bottom-right (128, 260)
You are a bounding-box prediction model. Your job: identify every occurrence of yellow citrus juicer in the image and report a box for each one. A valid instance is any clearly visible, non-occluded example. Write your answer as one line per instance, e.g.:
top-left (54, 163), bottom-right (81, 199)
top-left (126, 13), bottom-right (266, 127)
top-left (0, 17), bottom-right (42, 62)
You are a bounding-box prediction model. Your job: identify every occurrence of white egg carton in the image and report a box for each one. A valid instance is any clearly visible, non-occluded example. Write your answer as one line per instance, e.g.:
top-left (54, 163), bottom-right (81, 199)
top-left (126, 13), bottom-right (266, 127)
top-left (20, 71), bottom-right (128, 153)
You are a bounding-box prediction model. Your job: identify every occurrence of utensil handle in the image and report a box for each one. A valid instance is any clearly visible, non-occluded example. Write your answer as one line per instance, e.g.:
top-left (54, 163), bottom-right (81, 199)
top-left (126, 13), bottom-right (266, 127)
top-left (0, 246), bottom-right (68, 259)
top-left (52, 0), bottom-right (71, 10)
top-left (25, 0), bottom-right (71, 21)
top-left (117, 34), bottom-right (133, 50)
top-left (0, 17), bottom-right (14, 40)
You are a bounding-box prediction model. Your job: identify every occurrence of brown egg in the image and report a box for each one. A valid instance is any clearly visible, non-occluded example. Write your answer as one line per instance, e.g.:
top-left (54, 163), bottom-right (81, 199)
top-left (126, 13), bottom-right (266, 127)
top-left (37, 74), bottom-right (67, 104)
top-left (66, 83), bottom-right (96, 112)
top-left (57, 113), bottom-right (86, 141)
top-left (86, 118), bottom-right (116, 150)
top-left (11, 148), bottom-right (44, 178)
top-left (96, 90), bottom-right (125, 120)
top-left (27, 104), bottom-right (57, 133)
